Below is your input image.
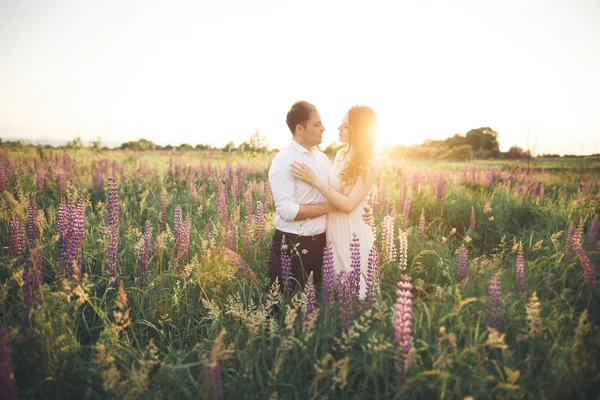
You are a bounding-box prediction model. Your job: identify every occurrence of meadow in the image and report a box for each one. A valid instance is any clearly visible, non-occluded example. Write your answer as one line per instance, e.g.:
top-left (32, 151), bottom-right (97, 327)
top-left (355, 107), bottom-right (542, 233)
top-left (0, 147), bottom-right (599, 399)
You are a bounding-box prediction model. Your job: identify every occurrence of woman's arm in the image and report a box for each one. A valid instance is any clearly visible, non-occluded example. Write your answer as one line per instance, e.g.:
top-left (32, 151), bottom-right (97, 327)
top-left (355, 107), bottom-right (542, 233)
top-left (291, 161), bottom-right (379, 214)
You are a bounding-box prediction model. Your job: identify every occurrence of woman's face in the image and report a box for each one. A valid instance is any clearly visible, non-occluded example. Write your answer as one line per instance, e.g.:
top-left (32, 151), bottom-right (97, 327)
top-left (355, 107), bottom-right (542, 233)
top-left (338, 113), bottom-right (349, 144)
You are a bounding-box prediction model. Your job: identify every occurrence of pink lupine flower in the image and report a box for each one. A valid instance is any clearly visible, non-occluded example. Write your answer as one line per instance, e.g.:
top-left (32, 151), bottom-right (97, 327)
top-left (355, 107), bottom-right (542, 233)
top-left (458, 244), bottom-right (468, 284)
top-left (383, 214), bottom-right (397, 262)
top-left (469, 206), bottom-right (476, 231)
top-left (365, 244), bottom-right (380, 310)
top-left (138, 221), bottom-right (152, 286)
top-left (487, 273), bottom-right (501, 329)
top-left (9, 216), bottom-right (26, 259)
top-left (255, 200), bottom-right (264, 245)
top-left (394, 275), bottom-right (413, 375)
top-left (565, 221), bottom-right (575, 262)
top-left (515, 242), bottom-right (526, 293)
top-left (350, 233), bottom-right (361, 301)
top-left (576, 245), bottom-right (597, 287)
top-left (417, 209), bottom-right (425, 243)
top-left (27, 197), bottom-right (38, 243)
top-left (402, 199), bottom-right (411, 230)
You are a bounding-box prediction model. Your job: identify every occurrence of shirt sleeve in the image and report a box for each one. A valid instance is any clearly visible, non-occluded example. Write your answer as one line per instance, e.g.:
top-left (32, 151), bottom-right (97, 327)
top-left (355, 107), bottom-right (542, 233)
top-left (268, 155), bottom-right (300, 222)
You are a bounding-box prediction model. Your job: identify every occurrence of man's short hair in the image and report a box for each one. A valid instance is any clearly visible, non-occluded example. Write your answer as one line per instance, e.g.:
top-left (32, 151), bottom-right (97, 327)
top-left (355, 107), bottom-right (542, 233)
top-left (286, 101), bottom-right (317, 135)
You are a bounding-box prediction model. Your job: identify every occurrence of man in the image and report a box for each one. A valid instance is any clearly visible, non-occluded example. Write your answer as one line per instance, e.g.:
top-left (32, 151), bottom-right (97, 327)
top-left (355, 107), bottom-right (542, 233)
top-left (267, 101), bottom-right (371, 292)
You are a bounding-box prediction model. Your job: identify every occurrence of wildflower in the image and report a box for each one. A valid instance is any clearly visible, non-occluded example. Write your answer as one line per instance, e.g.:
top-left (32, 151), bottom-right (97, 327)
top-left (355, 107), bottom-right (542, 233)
top-left (487, 273), bottom-right (501, 330)
top-left (588, 214), bottom-right (599, 251)
top-left (365, 244), bottom-right (380, 310)
top-left (565, 221), bottom-right (575, 262)
top-left (350, 234), bottom-right (361, 301)
top-left (105, 177), bottom-right (120, 283)
top-left (255, 200), bottom-right (264, 245)
top-left (524, 291), bottom-right (542, 338)
top-left (160, 188), bottom-right (167, 233)
top-left (488, 216), bottom-right (495, 222)
top-left (218, 247), bottom-right (260, 286)
top-left (280, 237), bottom-right (293, 292)
top-left (27, 196), bottom-right (38, 243)
top-left (484, 201), bottom-right (493, 214)
top-left (301, 272), bottom-right (317, 331)
top-left (0, 161), bottom-right (6, 192)
top-left (515, 242), bottom-right (526, 293)
top-left (402, 198), bottom-right (411, 230)
top-left (458, 244), bottom-right (468, 284)
top-left (9, 216), bottom-right (25, 259)
top-left (394, 275), bottom-right (413, 375)
top-left (137, 221), bottom-right (152, 286)
top-left (464, 236), bottom-right (472, 243)
top-left (417, 209), bottom-right (425, 243)
top-left (383, 214), bottom-right (397, 261)
top-left (469, 206), bottom-right (476, 230)
top-left (322, 243), bottom-right (335, 307)
top-left (0, 327), bottom-right (18, 400)
top-left (337, 271), bottom-right (353, 333)
top-left (576, 245), bottom-right (597, 287)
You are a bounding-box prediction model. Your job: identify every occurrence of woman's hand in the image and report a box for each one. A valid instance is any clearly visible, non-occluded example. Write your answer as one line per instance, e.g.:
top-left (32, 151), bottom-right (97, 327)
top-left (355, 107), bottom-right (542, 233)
top-left (290, 161), bottom-right (318, 186)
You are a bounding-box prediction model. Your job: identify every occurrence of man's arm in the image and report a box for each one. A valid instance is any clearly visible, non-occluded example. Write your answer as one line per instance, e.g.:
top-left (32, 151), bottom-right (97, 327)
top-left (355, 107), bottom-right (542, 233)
top-left (295, 202), bottom-right (335, 221)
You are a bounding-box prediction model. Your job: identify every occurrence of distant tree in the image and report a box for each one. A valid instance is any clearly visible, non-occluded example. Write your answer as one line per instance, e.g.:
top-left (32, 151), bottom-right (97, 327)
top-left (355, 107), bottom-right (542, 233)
top-left (177, 143), bottom-right (194, 151)
top-left (121, 139), bottom-right (159, 150)
top-left (323, 141), bottom-right (344, 158)
top-left (238, 129), bottom-right (269, 153)
top-left (505, 146), bottom-right (532, 160)
top-left (464, 127), bottom-right (500, 157)
top-left (66, 136), bottom-right (83, 150)
top-left (195, 143), bottom-right (211, 150)
top-left (223, 141), bottom-right (236, 152)
top-left (90, 136), bottom-right (103, 150)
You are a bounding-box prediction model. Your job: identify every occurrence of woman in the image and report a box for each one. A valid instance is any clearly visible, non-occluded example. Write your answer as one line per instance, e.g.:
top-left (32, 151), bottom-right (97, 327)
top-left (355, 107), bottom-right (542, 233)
top-left (291, 105), bottom-right (380, 299)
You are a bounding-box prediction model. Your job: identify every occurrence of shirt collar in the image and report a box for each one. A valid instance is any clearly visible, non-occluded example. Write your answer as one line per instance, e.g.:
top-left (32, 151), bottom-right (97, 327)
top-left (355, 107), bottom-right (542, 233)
top-left (290, 138), bottom-right (313, 154)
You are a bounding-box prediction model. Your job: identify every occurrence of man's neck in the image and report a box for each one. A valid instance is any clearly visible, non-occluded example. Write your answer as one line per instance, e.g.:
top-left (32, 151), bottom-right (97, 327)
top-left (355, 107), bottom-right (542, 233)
top-left (293, 137), bottom-right (313, 152)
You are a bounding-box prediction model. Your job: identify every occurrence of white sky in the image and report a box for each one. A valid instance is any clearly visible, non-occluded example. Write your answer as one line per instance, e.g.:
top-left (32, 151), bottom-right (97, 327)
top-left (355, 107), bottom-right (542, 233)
top-left (1, 0), bottom-right (599, 155)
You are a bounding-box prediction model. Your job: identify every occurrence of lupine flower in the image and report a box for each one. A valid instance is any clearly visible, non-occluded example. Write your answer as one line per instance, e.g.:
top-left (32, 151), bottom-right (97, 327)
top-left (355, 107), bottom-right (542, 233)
top-left (515, 242), bottom-right (526, 293)
top-left (337, 271), bottom-right (353, 333)
top-left (576, 245), bottom-right (597, 287)
top-left (244, 186), bottom-right (254, 248)
top-left (255, 200), bottom-right (264, 245)
top-left (9, 216), bottom-right (26, 259)
top-left (394, 275), bottom-right (413, 375)
top-left (105, 177), bottom-right (120, 283)
top-left (417, 209), bottom-right (425, 243)
top-left (399, 230), bottom-right (408, 271)
top-left (573, 218), bottom-right (584, 248)
top-left (365, 244), bottom-right (380, 310)
top-left (383, 214), bottom-right (397, 262)
top-left (217, 181), bottom-right (228, 234)
top-left (190, 172), bottom-right (198, 204)
top-left (173, 206), bottom-right (190, 268)
top-left (137, 221), bottom-right (152, 286)
top-left (231, 174), bottom-right (239, 202)
top-left (218, 247), bottom-right (260, 285)
top-left (469, 206), bottom-right (476, 231)
top-left (321, 243), bottom-right (335, 307)
top-left (93, 168), bottom-right (103, 194)
top-left (402, 199), bottom-right (411, 230)
top-left (565, 221), bottom-right (575, 262)
top-left (0, 161), bottom-right (6, 191)
top-left (0, 327), bottom-right (18, 400)
top-left (458, 244), bottom-right (468, 284)
top-left (589, 215), bottom-right (599, 251)
top-left (487, 273), bottom-right (501, 330)
top-left (280, 238), bottom-right (293, 292)
top-left (160, 188), bottom-right (167, 233)
top-left (436, 174), bottom-right (447, 200)
top-left (301, 272), bottom-right (317, 331)
top-left (23, 248), bottom-right (44, 328)
top-left (350, 233), bottom-right (361, 301)
top-left (28, 197), bottom-right (38, 243)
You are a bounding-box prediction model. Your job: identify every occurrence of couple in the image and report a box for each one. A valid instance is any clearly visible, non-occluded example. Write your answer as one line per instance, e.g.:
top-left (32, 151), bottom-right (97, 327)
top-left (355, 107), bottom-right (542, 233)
top-left (267, 101), bottom-right (380, 299)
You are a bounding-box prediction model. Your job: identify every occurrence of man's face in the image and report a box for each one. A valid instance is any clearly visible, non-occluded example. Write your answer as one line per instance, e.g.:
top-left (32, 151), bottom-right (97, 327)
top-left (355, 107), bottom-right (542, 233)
top-left (338, 113), bottom-right (349, 144)
top-left (301, 112), bottom-right (325, 147)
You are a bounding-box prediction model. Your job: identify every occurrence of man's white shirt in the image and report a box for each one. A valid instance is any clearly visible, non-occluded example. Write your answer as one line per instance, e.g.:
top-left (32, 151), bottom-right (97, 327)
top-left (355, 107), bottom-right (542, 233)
top-left (268, 139), bottom-right (332, 236)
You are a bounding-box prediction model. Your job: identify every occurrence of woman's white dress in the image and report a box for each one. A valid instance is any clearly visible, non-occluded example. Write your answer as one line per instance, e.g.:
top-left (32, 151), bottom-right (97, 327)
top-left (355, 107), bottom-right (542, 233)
top-left (326, 152), bottom-right (375, 299)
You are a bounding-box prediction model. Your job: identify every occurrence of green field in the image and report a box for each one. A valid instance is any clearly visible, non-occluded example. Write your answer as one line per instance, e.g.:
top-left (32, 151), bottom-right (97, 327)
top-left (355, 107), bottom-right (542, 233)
top-left (0, 148), bottom-right (599, 399)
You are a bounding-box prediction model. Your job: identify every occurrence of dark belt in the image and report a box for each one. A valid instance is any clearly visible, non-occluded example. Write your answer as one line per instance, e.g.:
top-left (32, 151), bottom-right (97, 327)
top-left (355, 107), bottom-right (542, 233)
top-left (275, 229), bottom-right (326, 242)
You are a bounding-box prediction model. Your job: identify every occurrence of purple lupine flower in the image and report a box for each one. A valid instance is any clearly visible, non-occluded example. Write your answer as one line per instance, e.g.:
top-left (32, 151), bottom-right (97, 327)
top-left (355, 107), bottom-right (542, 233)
top-left (589, 215), bottom-right (599, 251)
top-left (337, 270), bottom-right (353, 333)
top-left (244, 186), bottom-right (254, 248)
top-left (576, 245), bottom-right (597, 287)
top-left (160, 188), bottom-right (167, 233)
top-left (350, 233), bottom-right (361, 301)
top-left (231, 174), bottom-right (239, 202)
top-left (436, 174), bottom-right (447, 200)
top-left (138, 221), bottom-right (152, 286)
top-left (28, 196), bottom-right (38, 243)
top-left (0, 161), bottom-right (6, 192)
top-left (301, 272), bottom-right (317, 330)
top-left (321, 242), bottom-right (335, 307)
top-left (173, 205), bottom-right (183, 235)
top-left (402, 199), bottom-right (411, 230)
top-left (218, 247), bottom-right (260, 285)
top-left (394, 275), bottom-right (413, 375)
top-left (0, 327), bottom-right (18, 400)
top-left (565, 221), bottom-right (575, 262)
top-left (469, 206), bottom-right (476, 231)
top-left (417, 209), bottom-right (425, 243)
top-left (487, 273), bottom-right (501, 330)
top-left (217, 181), bottom-right (228, 233)
top-left (365, 244), bottom-right (380, 310)
top-left (515, 242), bottom-right (526, 293)
top-left (264, 180), bottom-right (273, 208)
top-left (105, 177), bottom-right (120, 283)
top-left (255, 200), bottom-right (264, 245)
top-left (93, 168), bottom-right (103, 194)
top-left (399, 230), bottom-right (408, 271)
top-left (458, 244), bottom-right (468, 284)
top-left (9, 216), bottom-right (26, 259)
top-left (280, 237), bottom-right (293, 292)
top-left (23, 248), bottom-right (44, 328)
